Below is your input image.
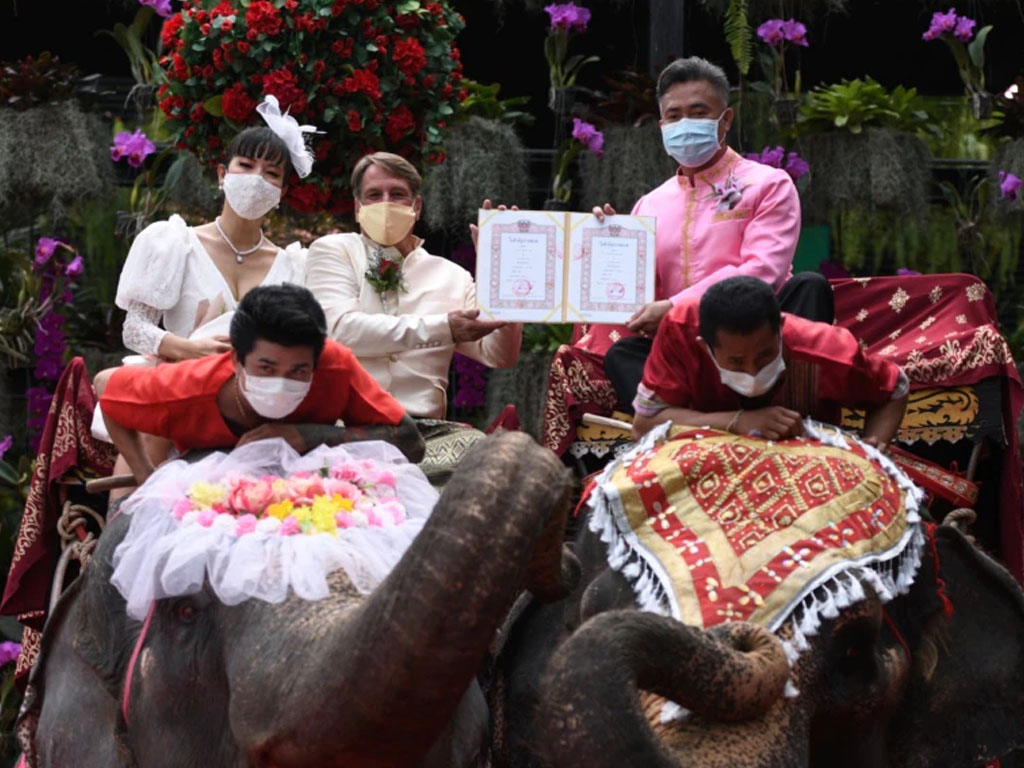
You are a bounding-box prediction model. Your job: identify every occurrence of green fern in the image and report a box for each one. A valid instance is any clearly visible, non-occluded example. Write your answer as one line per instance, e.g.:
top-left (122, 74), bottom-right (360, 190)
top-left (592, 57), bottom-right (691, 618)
top-left (724, 0), bottom-right (752, 76)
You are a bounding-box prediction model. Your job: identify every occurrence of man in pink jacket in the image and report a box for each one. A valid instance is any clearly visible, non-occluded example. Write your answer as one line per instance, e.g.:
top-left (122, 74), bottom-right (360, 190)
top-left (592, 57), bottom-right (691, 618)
top-left (596, 56), bottom-right (832, 407)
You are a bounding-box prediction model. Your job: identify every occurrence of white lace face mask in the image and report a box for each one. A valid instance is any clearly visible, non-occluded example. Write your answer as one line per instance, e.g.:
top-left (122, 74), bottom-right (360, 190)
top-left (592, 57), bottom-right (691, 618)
top-left (239, 369), bottom-right (310, 419)
top-left (223, 172), bottom-right (282, 220)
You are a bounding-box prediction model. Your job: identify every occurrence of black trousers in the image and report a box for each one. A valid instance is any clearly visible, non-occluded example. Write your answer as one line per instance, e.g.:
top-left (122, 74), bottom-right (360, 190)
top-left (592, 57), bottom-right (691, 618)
top-left (604, 272), bottom-right (835, 411)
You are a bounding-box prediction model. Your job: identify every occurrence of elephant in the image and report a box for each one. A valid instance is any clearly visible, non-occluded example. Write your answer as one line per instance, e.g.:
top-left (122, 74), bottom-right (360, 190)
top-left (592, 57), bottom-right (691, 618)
top-left (17, 431), bottom-right (579, 768)
top-left (497, 514), bottom-right (1024, 768)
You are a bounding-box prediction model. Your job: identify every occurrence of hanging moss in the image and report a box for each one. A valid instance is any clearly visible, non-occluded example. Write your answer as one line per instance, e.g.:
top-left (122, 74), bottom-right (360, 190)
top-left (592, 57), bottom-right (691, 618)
top-left (421, 116), bottom-right (530, 237)
top-left (0, 100), bottom-right (114, 226)
top-left (800, 129), bottom-right (931, 221)
top-left (578, 122), bottom-right (676, 213)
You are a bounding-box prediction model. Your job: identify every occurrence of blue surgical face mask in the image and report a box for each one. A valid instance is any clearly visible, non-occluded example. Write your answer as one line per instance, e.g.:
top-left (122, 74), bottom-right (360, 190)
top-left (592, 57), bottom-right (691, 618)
top-left (661, 114), bottom-right (724, 168)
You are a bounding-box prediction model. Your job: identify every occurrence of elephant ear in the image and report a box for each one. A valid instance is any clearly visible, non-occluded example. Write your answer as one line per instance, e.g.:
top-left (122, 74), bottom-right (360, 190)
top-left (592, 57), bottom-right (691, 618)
top-left (888, 525), bottom-right (1024, 767)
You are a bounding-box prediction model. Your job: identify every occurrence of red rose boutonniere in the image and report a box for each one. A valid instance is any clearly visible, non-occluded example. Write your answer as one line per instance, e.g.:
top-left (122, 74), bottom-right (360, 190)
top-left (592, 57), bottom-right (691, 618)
top-left (365, 248), bottom-right (407, 297)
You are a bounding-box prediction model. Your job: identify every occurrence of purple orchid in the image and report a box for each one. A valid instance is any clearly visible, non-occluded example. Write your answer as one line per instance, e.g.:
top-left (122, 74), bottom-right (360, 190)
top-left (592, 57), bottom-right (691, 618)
top-left (781, 19), bottom-right (809, 46)
top-left (34, 237), bottom-right (59, 266)
top-left (0, 641), bottom-right (20, 667)
top-left (139, 0), bottom-right (174, 18)
top-left (111, 129), bottom-right (157, 169)
top-left (65, 254), bottom-right (85, 278)
top-left (953, 15), bottom-right (976, 41)
top-left (756, 19), bottom-right (785, 45)
top-left (0, 434), bottom-right (12, 462)
top-left (746, 146), bottom-right (809, 182)
top-left (999, 170), bottom-right (1023, 202)
top-left (897, 267), bottom-right (922, 276)
top-left (572, 118), bottom-right (604, 156)
top-left (544, 3), bottom-right (590, 32)
top-left (923, 7), bottom-right (972, 41)
top-left (758, 18), bottom-right (808, 46)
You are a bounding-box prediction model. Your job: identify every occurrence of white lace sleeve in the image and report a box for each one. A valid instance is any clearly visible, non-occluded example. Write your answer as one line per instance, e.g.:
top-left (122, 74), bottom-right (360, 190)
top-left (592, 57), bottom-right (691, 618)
top-left (115, 215), bottom-right (191, 312)
top-left (122, 301), bottom-right (169, 357)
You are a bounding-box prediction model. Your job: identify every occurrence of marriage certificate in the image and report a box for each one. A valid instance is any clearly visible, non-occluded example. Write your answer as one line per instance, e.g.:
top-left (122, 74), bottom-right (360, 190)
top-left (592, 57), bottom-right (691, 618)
top-left (475, 209), bottom-right (656, 323)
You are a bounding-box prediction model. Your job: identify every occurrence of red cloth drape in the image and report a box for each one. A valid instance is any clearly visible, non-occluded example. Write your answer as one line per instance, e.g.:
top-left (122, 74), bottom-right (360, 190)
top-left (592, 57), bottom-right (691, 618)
top-left (832, 274), bottom-right (1024, 581)
top-left (1, 358), bottom-right (116, 686)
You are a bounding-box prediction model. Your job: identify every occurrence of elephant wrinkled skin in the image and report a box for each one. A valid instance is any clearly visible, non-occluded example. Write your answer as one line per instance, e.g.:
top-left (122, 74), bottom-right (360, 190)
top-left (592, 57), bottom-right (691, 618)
top-left (19, 432), bottom-right (578, 768)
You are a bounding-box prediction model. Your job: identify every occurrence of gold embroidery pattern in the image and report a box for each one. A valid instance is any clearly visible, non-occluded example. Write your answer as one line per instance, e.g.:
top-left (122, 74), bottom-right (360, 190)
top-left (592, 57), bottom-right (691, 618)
top-left (842, 386), bottom-right (980, 444)
top-left (901, 327), bottom-right (1014, 384)
top-left (712, 208), bottom-right (753, 222)
top-left (542, 346), bottom-right (619, 454)
top-left (889, 288), bottom-right (909, 313)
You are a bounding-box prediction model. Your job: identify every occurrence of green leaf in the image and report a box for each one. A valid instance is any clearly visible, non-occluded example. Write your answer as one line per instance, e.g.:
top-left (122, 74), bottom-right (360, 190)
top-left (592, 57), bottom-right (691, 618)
top-left (323, 106), bottom-right (337, 122)
top-left (438, 104), bottom-right (453, 115)
top-left (834, 114), bottom-right (848, 127)
top-left (724, 0), bottom-right (752, 76)
top-left (203, 94), bottom-right (223, 117)
top-left (396, 0), bottom-right (421, 12)
top-left (967, 25), bottom-right (992, 70)
top-left (0, 462), bottom-right (18, 487)
top-left (366, 43), bottom-right (378, 52)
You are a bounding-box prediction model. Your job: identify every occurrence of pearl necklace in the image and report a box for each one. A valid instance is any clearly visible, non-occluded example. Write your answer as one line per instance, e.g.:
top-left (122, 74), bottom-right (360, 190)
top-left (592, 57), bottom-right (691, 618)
top-left (215, 217), bottom-right (265, 264)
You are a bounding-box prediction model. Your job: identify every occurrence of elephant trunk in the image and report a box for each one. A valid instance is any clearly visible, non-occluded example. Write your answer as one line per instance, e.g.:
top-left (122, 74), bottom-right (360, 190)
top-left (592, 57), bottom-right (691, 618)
top-left (232, 431), bottom-right (573, 768)
top-left (538, 611), bottom-right (789, 768)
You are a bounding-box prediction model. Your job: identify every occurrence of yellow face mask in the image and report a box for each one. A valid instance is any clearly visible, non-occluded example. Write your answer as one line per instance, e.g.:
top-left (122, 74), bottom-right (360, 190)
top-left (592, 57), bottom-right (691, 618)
top-left (357, 201), bottom-right (417, 247)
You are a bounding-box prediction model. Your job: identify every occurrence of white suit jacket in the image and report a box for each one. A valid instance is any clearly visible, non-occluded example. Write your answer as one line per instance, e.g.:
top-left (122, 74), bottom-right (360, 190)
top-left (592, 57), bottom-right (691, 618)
top-left (305, 232), bottom-right (521, 419)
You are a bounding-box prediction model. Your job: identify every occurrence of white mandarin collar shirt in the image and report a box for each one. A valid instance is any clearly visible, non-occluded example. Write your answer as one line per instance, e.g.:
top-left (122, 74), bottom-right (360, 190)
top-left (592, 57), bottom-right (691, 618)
top-left (306, 232), bottom-right (521, 419)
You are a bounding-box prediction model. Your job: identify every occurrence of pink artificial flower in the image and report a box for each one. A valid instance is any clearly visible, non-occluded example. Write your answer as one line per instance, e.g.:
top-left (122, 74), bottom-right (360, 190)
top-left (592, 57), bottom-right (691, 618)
top-left (381, 500), bottom-right (405, 526)
top-left (280, 515), bottom-right (301, 535)
top-left (331, 462), bottom-right (361, 482)
top-left (34, 237), bottom-right (59, 266)
top-left (324, 478), bottom-right (361, 500)
top-left (235, 514), bottom-right (258, 536)
top-left (287, 475), bottom-right (325, 504)
top-left (335, 511), bottom-right (356, 529)
top-left (172, 498), bottom-right (193, 520)
top-left (999, 170), bottom-right (1022, 201)
top-left (228, 476), bottom-right (275, 514)
top-left (366, 509), bottom-right (383, 528)
top-left (197, 509), bottom-right (217, 527)
top-left (369, 469), bottom-right (397, 488)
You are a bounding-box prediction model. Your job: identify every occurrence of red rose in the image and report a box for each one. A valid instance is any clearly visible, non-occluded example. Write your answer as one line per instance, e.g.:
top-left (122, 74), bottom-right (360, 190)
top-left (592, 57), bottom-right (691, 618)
top-left (284, 0), bottom-right (298, 8)
top-left (160, 94), bottom-right (185, 117)
top-left (295, 12), bottom-right (317, 33)
top-left (423, 75), bottom-right (435, 89)
top-left (314, 139), bottom-right (332, 161)
top-left (221, 19), bottom-right (233, 31)
top-left (384, 105), bottom-right (416, 143)
top-left (347, 109), bottom-right (362, 132)
top-left (212, 48), bottom-right (225, 71)
top-left (312, 60), bottom-right (326, 81)
top-left (392, 37), bottom-right (426, 77)
top-left (236, 40), bottom-right (251, 54)
top-left (190, 102), bottom-right (206, 121)
top-left (396, 13), bottom-right (419, 30)
top-left (207, 135), bottom-right (223, 150)
top-left (404, 76), bottom-right (415, 87)
top-left (263, 67), bottom-right (306, 114)
top-left (222, 82), bottom-right (257, 121)
top-left (171, 52), bottom-right (190, 81)
top-left (429, 150), bottom-right (446, 164)
top-left (195, 10), bottom-right (208, 23)
top-left (284, 182), bottom-right (329, 214)
top-left (245, 1), bottom-right (282, 36)
top-left (340, 69), bottom-right (381, 101)
top-left (328, 191), bottom-right (355, 215)
top-left (458, 88), bottom-right (468, 102)
top-left (374, 34), bottom-right (389, 52)
top-left (211, 1), bottom-right (233, 15)
top-left (160, 14), bottom-right (185, 50)
top-left (200, 22), bottom-right (211, 35)
top-left (441, 83), bottom-right (453, 99)
top-left (201, 65), bottom-right (215, 80)
top-left (246, 28), bottom-right (258, 41)
top-left (185, 124), bottom-right (196, 138)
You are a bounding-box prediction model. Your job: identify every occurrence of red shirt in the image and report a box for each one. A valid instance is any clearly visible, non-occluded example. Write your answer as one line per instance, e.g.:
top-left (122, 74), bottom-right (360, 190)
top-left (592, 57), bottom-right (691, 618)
top-left (640, 300), bottom-right (902, 424)
top-left (100, 340), bottom-right (406, 452)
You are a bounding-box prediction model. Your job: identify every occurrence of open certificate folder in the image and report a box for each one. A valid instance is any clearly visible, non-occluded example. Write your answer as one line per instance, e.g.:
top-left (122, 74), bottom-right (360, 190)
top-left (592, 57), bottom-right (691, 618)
top-left (475, 209), bottom-right (656, 323)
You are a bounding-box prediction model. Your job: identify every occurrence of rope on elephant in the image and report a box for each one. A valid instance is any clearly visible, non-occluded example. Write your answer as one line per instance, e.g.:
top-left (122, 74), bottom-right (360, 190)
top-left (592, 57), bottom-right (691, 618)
top-left (583, 420), bottom-right (927, 701)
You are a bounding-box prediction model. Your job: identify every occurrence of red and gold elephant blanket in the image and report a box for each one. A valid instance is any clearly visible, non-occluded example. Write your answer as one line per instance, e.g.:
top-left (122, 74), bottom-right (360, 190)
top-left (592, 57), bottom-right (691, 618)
top-left (587, 422), bottom-right (925, 644)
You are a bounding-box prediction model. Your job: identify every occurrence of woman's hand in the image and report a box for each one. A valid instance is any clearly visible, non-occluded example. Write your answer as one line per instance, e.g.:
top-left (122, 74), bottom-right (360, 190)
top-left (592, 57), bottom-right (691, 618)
top-left (159, 334), bottom-right (231, 361)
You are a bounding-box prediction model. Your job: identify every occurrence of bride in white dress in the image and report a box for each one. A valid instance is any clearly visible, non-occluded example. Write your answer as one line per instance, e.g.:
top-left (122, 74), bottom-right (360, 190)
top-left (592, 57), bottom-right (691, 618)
top-left (116, 96), bottom-right (316, 362)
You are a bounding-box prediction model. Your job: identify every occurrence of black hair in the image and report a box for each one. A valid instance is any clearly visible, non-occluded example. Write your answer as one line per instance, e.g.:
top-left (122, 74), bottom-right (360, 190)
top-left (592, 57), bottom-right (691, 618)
top-left (656, 56), bottom-right (731, 107)
top-left (230, 284), bottom-right (327, 365)
top-left (699, 277), bottom-right (781, 348)
top-left (226, 126), bottom-right (293, 179)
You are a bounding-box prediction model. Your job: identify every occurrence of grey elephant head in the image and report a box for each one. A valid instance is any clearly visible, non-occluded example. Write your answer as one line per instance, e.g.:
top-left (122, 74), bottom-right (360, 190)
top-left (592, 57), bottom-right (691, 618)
top-left (531, 523), bottom-right (1024, 768)
top-left (19, 431), bottom-right (579, 768)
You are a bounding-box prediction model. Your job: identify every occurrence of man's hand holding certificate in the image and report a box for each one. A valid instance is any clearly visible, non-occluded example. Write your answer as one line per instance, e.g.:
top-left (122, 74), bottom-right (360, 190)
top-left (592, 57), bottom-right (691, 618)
top-left (475, 209), bottom-right (656, 324)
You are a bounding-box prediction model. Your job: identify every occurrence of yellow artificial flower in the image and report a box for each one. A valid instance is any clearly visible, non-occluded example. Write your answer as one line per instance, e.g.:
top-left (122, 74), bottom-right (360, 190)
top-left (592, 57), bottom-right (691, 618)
top-left (189, 482), bottom-right (227, 509)
top-left (267, 499), bottom-right (294, 520)
top-left (292, 505), bottom-right (313, 527)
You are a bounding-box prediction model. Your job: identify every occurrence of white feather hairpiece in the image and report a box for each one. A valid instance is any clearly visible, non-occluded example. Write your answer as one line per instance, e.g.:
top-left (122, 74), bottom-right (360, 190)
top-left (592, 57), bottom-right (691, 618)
top-left (255, 94), bottom-right (318, 178)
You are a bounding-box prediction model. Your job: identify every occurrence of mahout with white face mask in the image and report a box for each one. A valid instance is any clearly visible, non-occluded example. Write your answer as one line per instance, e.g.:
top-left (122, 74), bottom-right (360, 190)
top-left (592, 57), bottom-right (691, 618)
top-left (632, 276), bottom-right (910, 450)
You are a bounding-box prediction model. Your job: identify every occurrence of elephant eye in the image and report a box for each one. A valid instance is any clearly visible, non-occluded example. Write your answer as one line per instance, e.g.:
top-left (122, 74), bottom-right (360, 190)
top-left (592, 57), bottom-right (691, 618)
top-left (174, 599), bottom-right (199, 624)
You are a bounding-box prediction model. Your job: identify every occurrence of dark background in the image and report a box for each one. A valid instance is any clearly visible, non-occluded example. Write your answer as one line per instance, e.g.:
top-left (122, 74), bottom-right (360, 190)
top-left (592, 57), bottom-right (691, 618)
top-left (3, 0), bottom-right (1022, 150)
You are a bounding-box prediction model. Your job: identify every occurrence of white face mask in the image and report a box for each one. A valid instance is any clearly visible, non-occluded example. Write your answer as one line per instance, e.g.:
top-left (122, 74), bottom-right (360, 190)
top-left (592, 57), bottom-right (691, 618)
top-left (706, 340), bottom-right (786, 398)
top-left (239, 369), bottom-right (311, 419)
top-left (223, 172), bottom-right (282, 220)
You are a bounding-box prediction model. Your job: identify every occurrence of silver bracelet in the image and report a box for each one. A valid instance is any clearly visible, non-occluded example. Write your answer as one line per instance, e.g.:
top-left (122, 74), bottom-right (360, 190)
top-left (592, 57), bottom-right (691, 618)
top-left (726, 409), bottom-right (743, 433)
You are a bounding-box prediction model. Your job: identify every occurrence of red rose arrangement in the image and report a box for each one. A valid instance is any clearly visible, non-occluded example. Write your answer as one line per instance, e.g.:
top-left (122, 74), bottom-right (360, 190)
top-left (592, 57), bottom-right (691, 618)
top-left (158, 0), bottom-right (467, 214)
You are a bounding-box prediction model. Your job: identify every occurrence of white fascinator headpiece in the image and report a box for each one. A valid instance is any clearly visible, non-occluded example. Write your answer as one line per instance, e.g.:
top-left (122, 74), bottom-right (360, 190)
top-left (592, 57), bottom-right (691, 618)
top-left (255, 94), bottom-right (318, 179)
